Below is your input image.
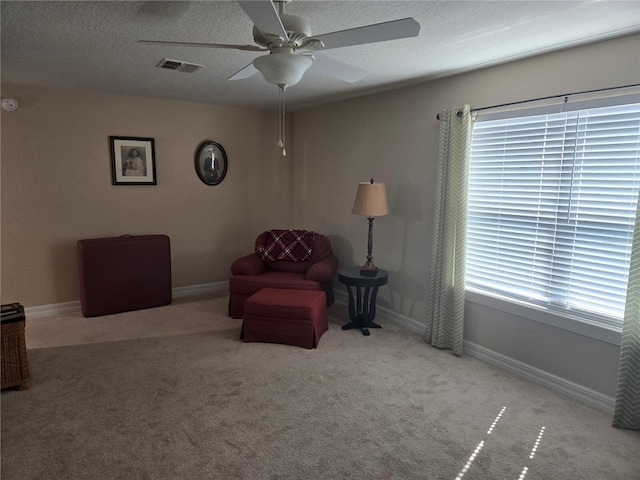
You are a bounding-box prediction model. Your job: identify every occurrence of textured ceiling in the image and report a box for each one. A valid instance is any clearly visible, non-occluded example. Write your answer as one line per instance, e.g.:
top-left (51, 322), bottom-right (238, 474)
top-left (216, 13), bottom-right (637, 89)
top-left (2, 1), bottom-right (640, 111)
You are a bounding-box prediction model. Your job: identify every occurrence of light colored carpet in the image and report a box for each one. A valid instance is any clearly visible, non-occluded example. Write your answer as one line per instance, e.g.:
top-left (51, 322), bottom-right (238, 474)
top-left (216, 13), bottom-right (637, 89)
top-left (2, 295), bottom-right (639, 479)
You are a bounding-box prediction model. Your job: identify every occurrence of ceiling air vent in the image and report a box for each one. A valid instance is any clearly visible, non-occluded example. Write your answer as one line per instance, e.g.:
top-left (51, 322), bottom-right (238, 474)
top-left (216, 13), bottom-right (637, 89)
top-left (156, 58), bottom-right (203, 73)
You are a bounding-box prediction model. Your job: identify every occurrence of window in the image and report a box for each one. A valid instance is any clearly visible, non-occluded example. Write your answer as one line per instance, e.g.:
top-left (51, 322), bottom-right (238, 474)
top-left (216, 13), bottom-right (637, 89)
top-left (466, 101), bottom-right (640, 329)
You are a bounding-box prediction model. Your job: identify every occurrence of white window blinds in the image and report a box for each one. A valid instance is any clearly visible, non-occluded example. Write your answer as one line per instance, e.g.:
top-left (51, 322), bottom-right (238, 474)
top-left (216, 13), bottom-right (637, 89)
top-left (467, 102), bottom-right (640, 327)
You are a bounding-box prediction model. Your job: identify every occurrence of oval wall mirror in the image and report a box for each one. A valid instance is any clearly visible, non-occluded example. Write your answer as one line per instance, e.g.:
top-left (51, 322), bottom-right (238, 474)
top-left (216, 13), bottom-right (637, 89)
top-left (195, 140), bottom-right (227, 186)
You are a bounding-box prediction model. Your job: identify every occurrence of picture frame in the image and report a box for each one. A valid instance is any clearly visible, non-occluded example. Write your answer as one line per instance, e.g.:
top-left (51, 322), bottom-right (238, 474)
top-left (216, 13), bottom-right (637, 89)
top-left (195, 140), bottom-right (227, 186)
top-left (110, 136), bottom-right (156, 185)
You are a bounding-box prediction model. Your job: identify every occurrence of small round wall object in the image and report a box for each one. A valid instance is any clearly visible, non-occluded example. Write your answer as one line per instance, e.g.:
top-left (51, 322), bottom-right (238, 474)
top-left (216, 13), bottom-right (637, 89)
top-left (1, 97), bottom-right (18, 111)
top-left (195, 140), bottom-right (227, 185)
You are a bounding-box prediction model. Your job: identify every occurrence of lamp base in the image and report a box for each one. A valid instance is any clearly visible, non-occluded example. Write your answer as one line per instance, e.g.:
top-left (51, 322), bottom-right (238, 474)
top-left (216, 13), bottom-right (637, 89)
top-left (360, 261), bottom-right (379, 277)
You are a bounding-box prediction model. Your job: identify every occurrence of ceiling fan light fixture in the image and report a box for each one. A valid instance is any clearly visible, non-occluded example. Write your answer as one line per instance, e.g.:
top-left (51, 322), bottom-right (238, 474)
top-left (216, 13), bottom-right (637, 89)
top-left (138, 1), bottom-right (421, 157)
top-left (252, 13), bottom-right (313, 48)
top-left (253, 52), bottom-right (313, 87)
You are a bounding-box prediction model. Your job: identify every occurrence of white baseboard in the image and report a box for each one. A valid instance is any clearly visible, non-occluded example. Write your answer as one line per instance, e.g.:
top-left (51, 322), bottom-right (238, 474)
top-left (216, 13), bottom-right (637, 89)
top-left (172, 281), bottom-right (228, 299)
top-left (25, 300), bottom-right (82, 319)
top-left (463, 341), bottom-right (615, 415)
top-left (24, 281), bottom-right (229, 319)
top-left (333, 288), bottom-right (616, 416)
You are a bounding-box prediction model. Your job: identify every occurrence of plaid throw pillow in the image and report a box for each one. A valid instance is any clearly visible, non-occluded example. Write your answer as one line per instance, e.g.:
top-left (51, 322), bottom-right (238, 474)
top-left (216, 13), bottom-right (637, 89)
top-left (257, 229), bottom-right (316, 262)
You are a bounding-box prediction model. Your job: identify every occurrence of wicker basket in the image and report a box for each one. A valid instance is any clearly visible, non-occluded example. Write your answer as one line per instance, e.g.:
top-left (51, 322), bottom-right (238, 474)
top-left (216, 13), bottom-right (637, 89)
top-left (1, 304), bottom-right (31, 390)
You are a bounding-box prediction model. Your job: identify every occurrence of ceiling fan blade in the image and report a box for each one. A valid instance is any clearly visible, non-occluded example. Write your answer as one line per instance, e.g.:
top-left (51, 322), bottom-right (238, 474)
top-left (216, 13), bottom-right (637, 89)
top-left (311, 53), bottom-right (367, 83)
top-left (228, 62), bottom-right (259, 81)
top-left (138, 40), bottom-right (266, 52)
top-left (314, 18), bottom-right (420, 50)
top-left (237, 0), bottom-right (288, 40)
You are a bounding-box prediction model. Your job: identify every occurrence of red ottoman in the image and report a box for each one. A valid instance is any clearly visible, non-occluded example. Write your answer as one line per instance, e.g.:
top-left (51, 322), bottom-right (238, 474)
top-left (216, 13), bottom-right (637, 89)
top-left (241, 289), bottom-right (328, 349)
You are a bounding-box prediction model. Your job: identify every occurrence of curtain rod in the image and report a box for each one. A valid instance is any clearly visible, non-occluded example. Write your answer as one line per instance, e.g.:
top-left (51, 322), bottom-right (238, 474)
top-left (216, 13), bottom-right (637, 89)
top-left (435, 83), bottom-right (640, 120)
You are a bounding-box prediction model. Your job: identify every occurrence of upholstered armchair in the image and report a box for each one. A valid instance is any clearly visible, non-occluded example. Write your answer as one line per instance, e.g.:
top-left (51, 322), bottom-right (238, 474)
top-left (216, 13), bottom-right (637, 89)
top-left (229, 230), bottom-right (338, 318)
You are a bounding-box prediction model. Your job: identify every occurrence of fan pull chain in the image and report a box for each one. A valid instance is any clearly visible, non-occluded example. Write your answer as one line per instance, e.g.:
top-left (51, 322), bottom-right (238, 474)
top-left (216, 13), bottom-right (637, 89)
top-left (278, 85), bottom-right (287, 156)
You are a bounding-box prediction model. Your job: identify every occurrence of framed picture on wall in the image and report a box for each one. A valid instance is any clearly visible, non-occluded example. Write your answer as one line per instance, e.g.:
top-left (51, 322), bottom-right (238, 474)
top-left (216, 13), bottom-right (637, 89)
top-left (195, 140), bottom-right (228, 186)
top-left (110, 136), bottom-right (156, 185)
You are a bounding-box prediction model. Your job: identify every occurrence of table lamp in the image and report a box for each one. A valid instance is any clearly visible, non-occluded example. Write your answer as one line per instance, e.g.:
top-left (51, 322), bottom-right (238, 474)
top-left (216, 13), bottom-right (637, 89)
top-left (352, 178), bottom-right (389, 276)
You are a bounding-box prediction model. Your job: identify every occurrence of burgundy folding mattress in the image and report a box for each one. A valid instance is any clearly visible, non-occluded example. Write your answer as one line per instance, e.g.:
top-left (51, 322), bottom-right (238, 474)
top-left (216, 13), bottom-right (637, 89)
top-left (77, 235), bottom-right (172, 317)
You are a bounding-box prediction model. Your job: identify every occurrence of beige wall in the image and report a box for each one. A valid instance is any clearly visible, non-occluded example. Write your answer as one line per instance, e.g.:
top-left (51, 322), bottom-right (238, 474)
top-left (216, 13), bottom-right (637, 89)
top-left (1, 85), bottom-right (293, 306)
top-left (291, 33), bottom-right (640, 397)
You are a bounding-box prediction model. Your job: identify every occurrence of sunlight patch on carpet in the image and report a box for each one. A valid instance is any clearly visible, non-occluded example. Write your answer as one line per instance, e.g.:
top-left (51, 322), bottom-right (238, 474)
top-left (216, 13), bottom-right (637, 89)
top-left (455, 406), bottom-right (548, 480)
top-left (529, 426), bottom-right (545, 459)
top-left (454, 440), bottom-right (485, 479)
top-left (487, 406), bottom-right (506, 434)
top-left (455, 406), bottom-right (507, 479)
top-left (518, 426), bottom-right (546, 479)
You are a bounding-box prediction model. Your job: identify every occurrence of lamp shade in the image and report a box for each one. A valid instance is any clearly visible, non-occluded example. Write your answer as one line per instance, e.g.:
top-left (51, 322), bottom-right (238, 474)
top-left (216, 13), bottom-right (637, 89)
top-left (352, 181), bottom-right (389, 217)
top-left (253, 53), bottom-right (313, 87)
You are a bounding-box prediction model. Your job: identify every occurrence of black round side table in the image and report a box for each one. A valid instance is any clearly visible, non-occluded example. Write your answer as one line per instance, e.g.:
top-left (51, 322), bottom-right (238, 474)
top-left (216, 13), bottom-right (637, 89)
top-left (338, 267), bottom-right (388, 336)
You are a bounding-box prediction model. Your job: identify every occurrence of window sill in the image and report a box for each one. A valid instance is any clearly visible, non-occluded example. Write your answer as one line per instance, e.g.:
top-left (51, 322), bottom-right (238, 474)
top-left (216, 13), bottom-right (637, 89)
top-left (465, 288), bottom-right (622, 346)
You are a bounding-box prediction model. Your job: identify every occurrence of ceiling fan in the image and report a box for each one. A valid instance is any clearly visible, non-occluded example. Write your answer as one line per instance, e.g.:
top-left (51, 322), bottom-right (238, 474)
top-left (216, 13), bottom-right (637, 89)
top-left (139, 0), bottom-right (421, 155)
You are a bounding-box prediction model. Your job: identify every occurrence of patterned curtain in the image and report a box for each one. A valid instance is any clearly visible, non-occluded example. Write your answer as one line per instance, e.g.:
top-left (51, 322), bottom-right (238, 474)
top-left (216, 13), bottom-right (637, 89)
top-left (424, 105), bottom-right (474, 356)
top-left (613, 198), bottom-right (640, 430)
